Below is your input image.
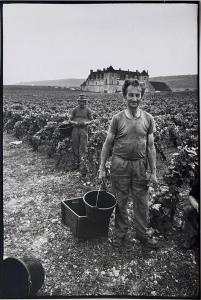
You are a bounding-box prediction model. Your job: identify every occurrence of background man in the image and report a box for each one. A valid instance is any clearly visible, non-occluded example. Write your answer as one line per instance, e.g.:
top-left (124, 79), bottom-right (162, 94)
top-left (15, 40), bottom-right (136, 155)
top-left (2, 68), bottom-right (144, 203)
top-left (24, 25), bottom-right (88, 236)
top-left (183, 176), bottom-right (199, 250)
top-left (70, 94), bottom-right (93, 170)
top-left (99, 79), bottom-right (158, 249)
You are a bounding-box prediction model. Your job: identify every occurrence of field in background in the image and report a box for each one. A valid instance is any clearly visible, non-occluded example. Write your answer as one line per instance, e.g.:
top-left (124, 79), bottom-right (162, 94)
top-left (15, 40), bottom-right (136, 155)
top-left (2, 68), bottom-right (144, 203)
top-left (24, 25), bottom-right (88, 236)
top-left (3, 86), bottom-right (199, 297)
top-left (9, 73), bottom-right (197, 91)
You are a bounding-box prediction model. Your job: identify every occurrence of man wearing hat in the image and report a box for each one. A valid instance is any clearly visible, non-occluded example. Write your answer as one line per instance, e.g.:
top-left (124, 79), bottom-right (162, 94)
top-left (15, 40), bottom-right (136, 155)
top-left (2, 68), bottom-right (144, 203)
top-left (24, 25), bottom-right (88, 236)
top-left (70, 94), bottom-right (93, 170)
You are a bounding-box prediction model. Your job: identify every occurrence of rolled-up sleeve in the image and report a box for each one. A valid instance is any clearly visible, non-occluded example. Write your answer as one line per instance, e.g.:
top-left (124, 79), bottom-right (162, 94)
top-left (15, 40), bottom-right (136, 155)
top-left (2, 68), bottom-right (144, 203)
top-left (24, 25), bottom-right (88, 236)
top-left (87, 109), bottom-right (93, 120)
top-left (70, 108), bottom-right (76, 121)
top-left (108, 116), bottom-right (118, 135)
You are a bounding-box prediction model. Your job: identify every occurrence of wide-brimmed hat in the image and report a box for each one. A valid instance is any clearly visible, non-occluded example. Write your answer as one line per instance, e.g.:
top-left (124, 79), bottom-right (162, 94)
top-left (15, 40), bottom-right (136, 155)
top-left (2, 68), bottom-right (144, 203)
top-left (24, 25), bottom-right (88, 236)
top-left (78, 94), bottom-right (88, 102)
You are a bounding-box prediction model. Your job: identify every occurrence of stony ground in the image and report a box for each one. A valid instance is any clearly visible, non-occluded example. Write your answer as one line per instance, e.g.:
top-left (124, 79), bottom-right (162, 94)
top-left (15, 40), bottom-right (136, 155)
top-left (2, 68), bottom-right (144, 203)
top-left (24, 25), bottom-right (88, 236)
top-left (3, 133), bottom-right (199, 297)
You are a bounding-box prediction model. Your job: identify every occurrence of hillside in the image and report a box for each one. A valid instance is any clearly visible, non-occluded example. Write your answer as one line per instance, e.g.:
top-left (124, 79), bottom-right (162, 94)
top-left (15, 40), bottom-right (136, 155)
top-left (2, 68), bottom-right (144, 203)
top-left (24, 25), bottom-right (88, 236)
top-left (150, 74), bottom-right (197, 91)
top-left (18, 78), bottom-right (85, 88)
top-left (16, 74), bottom-right (198, 91)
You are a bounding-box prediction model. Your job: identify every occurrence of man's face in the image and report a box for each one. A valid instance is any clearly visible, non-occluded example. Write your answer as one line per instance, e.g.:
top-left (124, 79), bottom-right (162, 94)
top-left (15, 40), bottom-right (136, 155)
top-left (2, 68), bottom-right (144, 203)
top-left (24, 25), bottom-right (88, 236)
top-left (78, 100), bottom-right (86, 108)
top-left (125, 85), bottom-right (142, 109)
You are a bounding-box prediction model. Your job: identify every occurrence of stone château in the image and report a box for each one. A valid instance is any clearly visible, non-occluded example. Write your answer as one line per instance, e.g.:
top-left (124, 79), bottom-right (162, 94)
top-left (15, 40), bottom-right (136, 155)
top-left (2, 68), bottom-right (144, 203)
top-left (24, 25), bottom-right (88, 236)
top-left (81, 66), bottom-right (149, 93)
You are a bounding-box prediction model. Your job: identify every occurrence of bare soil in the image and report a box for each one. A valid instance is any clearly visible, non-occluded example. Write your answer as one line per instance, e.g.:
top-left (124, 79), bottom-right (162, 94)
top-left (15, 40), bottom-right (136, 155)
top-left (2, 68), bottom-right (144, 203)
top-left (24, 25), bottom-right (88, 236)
top-left (3, 133), bottom-right (199, 297)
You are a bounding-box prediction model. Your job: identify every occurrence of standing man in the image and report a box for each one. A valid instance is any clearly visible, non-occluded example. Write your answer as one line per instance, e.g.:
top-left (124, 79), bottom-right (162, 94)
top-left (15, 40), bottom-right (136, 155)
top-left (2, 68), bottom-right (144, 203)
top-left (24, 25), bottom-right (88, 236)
top-left (70, 94), bottom-right (93, 170)
top-left (183, 176), bottom-right (199, 250)
top-left (99, 79), bottom-right (158, 249)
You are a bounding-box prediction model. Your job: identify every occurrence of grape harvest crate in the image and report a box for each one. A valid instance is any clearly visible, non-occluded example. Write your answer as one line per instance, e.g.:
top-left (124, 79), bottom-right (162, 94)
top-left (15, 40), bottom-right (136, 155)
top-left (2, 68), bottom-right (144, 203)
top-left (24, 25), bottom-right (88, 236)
top-left (61, 197), bottom-right (109, 240)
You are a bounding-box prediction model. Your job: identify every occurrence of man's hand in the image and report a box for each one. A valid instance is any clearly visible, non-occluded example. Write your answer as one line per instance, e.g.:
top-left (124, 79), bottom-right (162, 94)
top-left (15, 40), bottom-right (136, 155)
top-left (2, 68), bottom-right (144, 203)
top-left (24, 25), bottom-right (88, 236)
top-left (77, 121), bottom-right (90, 126)
top-left (70, 121), bottom-right (79, 126)
top-left (99, 168), bottom-right (106, 181)
top-left (84, 121), bottom-right (91, 125)
top-left (80, 121), bottom-right (91, 125)
top-left (78, 121), bottom-right (86, 126)
top-left (149, 172), bottom-right (158, 188)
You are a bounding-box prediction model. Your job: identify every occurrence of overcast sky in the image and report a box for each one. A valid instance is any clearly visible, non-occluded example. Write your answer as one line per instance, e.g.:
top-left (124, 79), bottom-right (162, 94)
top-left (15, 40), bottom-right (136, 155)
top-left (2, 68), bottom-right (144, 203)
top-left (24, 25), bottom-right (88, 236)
top-left (3, 3), bottom-right (198, 84)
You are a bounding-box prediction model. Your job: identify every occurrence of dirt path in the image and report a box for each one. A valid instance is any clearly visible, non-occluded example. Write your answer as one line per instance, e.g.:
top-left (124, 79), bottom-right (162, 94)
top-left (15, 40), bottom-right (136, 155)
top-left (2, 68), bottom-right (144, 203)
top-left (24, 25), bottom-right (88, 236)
top-left (3, 133), bottom-right (199, 297)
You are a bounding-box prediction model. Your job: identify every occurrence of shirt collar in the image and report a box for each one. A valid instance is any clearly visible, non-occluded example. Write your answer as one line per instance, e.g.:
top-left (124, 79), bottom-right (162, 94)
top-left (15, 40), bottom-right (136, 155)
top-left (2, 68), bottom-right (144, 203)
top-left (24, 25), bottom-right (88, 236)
top-left (124, 108), bottom-right (141, 119)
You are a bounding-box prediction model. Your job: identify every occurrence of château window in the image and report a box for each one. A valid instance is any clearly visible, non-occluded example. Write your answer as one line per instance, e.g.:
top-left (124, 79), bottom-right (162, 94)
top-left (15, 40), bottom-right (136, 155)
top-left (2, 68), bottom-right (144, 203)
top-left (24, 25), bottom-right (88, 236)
top-left (117, 81), bottom-right (119, 85)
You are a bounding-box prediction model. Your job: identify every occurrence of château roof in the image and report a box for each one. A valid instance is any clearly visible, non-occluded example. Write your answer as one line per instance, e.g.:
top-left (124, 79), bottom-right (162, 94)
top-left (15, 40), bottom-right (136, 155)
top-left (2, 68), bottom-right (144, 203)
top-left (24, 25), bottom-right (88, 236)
top-left (141, 70), bottom-right (149, 76)
top-left (149, 81), bottom-right (171, 91)
top-left (107, 66), bottom-right (115, 72)
top-left (87, 66), bottom-right (149, 80)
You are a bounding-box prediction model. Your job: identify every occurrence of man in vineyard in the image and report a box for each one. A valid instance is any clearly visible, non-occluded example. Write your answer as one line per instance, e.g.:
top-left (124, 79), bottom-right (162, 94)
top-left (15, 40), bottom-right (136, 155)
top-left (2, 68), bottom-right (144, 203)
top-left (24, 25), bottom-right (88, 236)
top-left (183, 177), bottom-right (199, 250)
top-left (70, 94), bottom-right (93, 170)
top-left (99, 79), bottom-right (159, 249)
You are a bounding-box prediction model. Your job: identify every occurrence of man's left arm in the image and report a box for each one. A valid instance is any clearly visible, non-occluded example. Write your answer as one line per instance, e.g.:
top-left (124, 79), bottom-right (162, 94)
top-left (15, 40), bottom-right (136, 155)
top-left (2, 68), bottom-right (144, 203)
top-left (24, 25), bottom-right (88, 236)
top-left (147, 133), bottom-right (158, 186)
top-left (85, 109), bottom-right (93, 125)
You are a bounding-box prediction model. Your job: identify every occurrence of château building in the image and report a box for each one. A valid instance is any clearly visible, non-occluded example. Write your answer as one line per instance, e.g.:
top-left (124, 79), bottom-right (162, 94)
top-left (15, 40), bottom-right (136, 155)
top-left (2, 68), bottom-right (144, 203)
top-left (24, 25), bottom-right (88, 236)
top-left (80, 66), bottom-right (149, 93)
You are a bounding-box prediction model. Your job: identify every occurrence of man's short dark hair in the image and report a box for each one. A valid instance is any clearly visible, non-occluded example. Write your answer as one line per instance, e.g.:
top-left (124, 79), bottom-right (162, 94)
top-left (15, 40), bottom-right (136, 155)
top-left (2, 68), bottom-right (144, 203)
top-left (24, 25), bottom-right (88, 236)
top-left (122, 79), bottom-right (146, 98)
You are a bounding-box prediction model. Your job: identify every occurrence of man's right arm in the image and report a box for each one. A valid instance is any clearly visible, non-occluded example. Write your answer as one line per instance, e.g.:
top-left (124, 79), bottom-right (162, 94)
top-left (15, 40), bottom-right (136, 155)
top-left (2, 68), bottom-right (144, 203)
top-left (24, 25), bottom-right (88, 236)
top-left (99, 132), bottom-right (115, 179)
top-left (69, 108), bottom-right (78, 125)
top-left (189, 195), bottom-right (198, 212)
top-left (189, 178), bottom-right (199, 212)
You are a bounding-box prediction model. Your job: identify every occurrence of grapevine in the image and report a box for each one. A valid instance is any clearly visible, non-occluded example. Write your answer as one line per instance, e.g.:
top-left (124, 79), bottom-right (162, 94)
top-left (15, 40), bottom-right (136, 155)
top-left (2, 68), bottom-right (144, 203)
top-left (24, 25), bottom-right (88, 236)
top-left (3, 88), bottom-right (199, 231)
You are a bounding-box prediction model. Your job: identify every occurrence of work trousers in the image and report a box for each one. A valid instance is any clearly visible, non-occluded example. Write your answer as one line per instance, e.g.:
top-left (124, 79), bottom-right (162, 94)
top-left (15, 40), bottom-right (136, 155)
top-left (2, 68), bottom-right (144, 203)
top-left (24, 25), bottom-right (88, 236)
top-left (111, 155), bottom-right (150, 240)
top-left (72, 127), bottom-right (88, 165)
top-left (183, 204), bottom-right (199, 248)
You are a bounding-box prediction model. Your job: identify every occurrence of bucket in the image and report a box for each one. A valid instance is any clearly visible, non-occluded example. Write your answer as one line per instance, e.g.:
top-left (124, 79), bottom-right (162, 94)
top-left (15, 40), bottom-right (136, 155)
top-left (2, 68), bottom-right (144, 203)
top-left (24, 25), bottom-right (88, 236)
top-left (2, 256), bottom-right (45, 298)
top-left (83, 190), bottom-right (117, 225)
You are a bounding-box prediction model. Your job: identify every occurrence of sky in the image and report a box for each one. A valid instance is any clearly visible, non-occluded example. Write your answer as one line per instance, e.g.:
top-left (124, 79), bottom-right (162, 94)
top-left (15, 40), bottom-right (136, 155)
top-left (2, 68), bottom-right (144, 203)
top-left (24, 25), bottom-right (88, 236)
top-left (3, 2), bottom-right (198, 84)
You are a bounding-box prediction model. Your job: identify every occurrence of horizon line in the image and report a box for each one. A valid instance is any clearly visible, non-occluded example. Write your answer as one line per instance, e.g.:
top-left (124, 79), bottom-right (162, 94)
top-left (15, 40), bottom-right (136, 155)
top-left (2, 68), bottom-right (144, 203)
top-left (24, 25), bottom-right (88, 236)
top-left (4, 73), bottom-right (198, 85)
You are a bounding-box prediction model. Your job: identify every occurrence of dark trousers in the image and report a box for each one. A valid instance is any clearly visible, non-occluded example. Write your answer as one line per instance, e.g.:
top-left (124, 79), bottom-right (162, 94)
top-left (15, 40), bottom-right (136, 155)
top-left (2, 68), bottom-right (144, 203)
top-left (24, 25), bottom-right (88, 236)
top-left (72, 127), bottom-right (88, 165)
top-left (183, 204), bottom-right (199, 248)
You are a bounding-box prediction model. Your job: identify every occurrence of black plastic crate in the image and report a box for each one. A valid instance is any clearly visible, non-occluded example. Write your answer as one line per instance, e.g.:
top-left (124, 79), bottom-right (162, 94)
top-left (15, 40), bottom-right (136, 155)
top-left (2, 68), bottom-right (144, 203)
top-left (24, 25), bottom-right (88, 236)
top-left (58, 123), bottom-right (73, 137)
top-left (61, 197), bottom-right (109, 240)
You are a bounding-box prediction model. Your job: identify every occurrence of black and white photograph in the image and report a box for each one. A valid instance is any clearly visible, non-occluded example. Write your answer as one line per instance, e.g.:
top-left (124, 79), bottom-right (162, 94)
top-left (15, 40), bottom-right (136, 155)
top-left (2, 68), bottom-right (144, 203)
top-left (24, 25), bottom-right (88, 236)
top-left (2, 1), bottom-right (199, 298)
